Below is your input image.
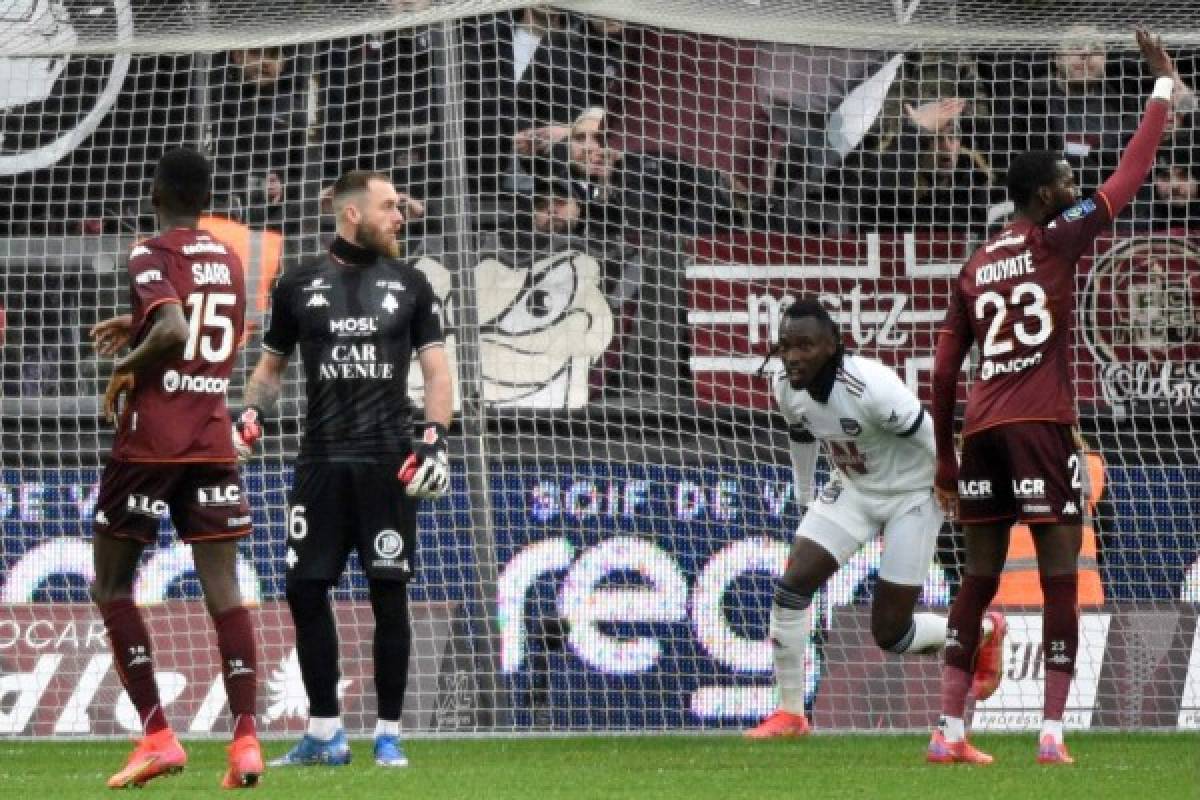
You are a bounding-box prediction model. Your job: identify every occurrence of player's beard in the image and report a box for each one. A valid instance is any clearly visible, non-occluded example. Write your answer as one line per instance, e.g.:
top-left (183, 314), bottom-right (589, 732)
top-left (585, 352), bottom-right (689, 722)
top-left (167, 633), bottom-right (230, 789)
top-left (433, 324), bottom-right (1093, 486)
top-left (359, 221), bottom-right (402, 259)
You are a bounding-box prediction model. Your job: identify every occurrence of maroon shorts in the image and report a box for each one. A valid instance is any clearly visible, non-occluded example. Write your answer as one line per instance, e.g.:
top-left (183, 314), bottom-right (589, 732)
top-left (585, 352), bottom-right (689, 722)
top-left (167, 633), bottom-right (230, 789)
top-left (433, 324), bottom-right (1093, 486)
top-left (93, 459), bottom-right (252, 544)
top-left (957, 422), bottom-right (1084, 526)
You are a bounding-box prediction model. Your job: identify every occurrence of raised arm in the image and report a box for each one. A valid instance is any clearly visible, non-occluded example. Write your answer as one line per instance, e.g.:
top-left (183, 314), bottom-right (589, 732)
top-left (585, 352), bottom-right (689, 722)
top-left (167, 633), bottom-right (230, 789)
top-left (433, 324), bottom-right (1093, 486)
top-left (1093, 29), bottom-right (1175, 218)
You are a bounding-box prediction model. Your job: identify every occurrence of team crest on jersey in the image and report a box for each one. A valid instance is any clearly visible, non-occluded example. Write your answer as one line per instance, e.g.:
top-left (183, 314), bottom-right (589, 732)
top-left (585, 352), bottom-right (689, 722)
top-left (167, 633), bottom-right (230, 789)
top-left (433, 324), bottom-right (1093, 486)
top-left (840, 418), bottom-right (862, 436)
top-left (1080, 236), bottom-right (1200, 408)
top-left (1061, 197), bottom-right (1097, 221)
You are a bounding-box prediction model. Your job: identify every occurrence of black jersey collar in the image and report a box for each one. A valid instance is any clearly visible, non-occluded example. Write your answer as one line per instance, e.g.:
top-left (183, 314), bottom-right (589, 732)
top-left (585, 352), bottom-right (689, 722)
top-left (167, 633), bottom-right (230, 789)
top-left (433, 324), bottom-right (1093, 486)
top-left (330, 236), bottom-right (379, 267)
top-left (807, 347), bottom-right (845, 404)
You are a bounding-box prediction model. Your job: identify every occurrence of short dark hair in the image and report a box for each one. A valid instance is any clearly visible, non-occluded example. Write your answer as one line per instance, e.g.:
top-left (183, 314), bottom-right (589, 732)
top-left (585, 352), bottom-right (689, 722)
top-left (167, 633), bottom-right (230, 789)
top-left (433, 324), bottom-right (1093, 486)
top-left (782, 296), bottom-right (840, 342)
top-left (1005, 150), bottom-right (1063, 208)
top-left (331, 170), bottom-right (390, 200)
top-left (153, 148), bottom-right (211, 215)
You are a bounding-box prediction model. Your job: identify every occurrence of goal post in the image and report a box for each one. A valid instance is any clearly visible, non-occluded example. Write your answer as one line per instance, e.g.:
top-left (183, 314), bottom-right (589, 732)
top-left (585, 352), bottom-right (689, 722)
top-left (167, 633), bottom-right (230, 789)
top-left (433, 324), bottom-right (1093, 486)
top-left (0, 1), bottom-right (1197, 737)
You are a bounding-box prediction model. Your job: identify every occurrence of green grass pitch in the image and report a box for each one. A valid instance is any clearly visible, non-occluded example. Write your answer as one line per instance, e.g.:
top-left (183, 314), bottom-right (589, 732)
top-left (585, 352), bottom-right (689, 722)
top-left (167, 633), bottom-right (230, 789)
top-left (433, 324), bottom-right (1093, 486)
top-left (2, 733), bottom-right (1196, 799)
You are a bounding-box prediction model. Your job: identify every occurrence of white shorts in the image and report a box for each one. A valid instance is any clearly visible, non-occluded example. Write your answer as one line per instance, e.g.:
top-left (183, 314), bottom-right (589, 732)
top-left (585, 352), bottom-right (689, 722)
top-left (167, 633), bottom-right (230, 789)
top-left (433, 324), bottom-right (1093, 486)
top-left (797, 479), bottom-right (943, 586)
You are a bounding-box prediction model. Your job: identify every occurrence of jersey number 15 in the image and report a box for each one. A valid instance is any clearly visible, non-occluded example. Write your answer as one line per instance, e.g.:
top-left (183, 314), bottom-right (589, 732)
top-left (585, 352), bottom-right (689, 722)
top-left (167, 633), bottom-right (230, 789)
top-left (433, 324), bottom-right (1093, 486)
top-left (183, 291), bottom-right (237, 362)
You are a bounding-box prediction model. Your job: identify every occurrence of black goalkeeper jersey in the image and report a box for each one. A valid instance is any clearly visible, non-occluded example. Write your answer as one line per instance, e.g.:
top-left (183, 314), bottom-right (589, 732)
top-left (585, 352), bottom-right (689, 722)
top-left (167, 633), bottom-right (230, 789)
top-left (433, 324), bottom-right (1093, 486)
top-left (262, 237), bottom-right (444, 462)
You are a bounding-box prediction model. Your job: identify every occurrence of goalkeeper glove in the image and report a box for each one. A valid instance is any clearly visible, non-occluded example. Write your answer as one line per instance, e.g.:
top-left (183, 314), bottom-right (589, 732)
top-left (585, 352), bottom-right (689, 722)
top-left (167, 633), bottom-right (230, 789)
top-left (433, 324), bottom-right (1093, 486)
top-left (232, 406), bottom-right (264, 462)
top-left (398, 422), bottom-right (449, 500)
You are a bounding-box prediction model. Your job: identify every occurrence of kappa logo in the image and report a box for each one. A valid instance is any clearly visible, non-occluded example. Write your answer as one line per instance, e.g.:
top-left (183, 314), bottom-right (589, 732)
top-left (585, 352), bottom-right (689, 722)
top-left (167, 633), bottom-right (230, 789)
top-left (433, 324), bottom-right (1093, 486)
top-left (94, 510), bottom-right (109, 526)
top-left (307, 294), bottom-right (329, 308)
top-left (382, 293), bottom-right (398, 313)
top-left (1062, 500), bottom-right (1079, 515)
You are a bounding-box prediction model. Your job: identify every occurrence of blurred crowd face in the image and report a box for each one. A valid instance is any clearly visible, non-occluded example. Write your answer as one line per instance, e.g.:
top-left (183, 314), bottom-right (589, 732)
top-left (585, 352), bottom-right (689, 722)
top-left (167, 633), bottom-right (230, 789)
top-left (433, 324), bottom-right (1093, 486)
top-left (587, 16), bottom-right (624, 36)
top-left (931, 126), bottom-right (962, 172)
top-left (1155, 165), bottom-right (1198, 207)
top-left (1055, 33), bottom-right (1107, 88)
top-left (233, 48), bottom-right (284, 88)
top-left (570, 113), bottom-right (616, 180)
top-left (533, 195), bottom-right (581, 233)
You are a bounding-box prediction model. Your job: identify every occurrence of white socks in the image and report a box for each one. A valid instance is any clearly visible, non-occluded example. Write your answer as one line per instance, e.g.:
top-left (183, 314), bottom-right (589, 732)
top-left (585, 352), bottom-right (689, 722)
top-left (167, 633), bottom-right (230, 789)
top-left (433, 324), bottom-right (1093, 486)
top-left (1041, 718), bottom-right (1064, 744)
top-left (307, 716), bottom-right (342, 740)
top-left (939, 715), bottom-right (966, 743)
top-left (886, 613), bottom-right (950, 655)
top-left (375, 719), bottom-right (400, 737)
top-left (770, 603), bottom-right (812, 714)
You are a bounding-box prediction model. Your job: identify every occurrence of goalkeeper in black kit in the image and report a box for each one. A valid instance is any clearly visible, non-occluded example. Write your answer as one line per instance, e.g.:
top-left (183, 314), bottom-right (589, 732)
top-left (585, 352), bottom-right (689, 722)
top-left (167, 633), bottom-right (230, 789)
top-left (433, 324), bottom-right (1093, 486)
top-left (235, 170), bottom-right (452, 768)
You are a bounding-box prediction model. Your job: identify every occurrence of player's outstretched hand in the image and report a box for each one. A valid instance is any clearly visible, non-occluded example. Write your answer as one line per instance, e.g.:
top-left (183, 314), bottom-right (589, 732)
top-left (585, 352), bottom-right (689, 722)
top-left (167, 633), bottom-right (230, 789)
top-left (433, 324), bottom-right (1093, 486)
top-left (91, 314), bottom-right (134, 356)
top-left (1136, 28), bottom-right (1174, 79)
top-left (102, 369), bottom-right (135, 426)
top-left (399, 422), bottom-right (449, 500)
top-left (232, 406), bottom-right (263, 462)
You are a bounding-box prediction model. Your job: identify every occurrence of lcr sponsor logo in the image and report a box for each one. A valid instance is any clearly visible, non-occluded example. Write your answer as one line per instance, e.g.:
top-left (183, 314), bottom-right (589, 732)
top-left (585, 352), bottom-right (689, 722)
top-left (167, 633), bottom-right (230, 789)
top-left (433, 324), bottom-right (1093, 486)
top-left (197, 485), bottom-right (240, 505)
top-left (126, 494), bottom-right (167, 517)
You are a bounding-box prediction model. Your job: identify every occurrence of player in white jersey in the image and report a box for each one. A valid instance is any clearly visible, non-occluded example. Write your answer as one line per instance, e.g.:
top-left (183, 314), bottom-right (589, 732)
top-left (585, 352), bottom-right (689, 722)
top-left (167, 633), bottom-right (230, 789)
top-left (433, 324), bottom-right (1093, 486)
top-left (747, 298), bottom-right (1005, 738)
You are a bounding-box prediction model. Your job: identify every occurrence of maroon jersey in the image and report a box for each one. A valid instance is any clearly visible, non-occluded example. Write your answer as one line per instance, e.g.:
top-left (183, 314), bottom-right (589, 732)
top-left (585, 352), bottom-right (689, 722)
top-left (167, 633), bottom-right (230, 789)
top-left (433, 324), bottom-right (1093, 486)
top-left (111, 227), bottom-right (246, 462)
top-left (940, 203), bottom-right (1109, 436)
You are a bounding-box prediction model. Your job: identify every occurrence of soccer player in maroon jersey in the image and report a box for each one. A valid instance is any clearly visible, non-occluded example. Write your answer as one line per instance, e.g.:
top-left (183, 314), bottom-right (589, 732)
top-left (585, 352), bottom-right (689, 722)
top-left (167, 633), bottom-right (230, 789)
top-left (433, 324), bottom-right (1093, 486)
top-left (88, 148), bottom-right (264, 789)
top-left (927, 30), bottom-right (1176, 766)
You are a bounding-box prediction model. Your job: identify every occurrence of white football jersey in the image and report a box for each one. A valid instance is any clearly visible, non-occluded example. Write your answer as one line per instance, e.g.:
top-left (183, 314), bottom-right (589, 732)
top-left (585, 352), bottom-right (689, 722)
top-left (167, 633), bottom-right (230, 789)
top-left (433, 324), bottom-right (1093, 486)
top-left (774, 354), bottom-right (935, 500)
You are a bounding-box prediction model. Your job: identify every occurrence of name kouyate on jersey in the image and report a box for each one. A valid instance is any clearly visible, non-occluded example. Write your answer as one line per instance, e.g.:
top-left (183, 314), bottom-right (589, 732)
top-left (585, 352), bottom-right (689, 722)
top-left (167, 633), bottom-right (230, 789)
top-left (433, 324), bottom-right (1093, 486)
top-left (263, 256), bottom-right (443, 461)
top-left (113, 227), bottom-right (247, 462)
top-left (774, 354), bottom-right (933, 497)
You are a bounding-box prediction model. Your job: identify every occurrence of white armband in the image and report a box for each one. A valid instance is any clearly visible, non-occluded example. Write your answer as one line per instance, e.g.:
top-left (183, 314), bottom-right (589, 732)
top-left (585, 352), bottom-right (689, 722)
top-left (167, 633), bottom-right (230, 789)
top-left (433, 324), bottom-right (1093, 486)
top-left (1152, 76), bottom-right (1175, 102)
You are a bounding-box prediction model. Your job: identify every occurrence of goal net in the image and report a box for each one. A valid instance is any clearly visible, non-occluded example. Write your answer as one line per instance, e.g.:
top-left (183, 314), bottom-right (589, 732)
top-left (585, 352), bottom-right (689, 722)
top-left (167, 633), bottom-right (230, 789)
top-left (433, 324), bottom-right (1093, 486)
top-left (0, 0), bottom-right (1196, 737)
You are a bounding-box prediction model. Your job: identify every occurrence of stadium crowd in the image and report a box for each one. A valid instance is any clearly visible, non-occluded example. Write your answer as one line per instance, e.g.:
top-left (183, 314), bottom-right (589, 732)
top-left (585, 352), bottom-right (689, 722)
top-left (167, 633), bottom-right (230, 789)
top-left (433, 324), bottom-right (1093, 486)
top-left (1, 9), bottom-right (1197, 400)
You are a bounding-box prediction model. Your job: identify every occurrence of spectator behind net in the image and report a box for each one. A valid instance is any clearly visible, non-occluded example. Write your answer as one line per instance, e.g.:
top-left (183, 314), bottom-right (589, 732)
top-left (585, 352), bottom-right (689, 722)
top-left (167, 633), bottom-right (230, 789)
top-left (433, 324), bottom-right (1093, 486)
top-left (834, 60), bottom-right (998, 235)
top-left (521, 107), bottom-right (744, 238)
top-left (209, 46), bottom-right (309, 234)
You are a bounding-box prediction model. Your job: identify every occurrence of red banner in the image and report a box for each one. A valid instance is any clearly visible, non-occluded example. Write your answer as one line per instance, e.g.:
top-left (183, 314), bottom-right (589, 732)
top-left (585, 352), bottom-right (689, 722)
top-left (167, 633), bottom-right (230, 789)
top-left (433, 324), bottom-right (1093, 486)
top-left (688, 230), bottom-right (1200, 411)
